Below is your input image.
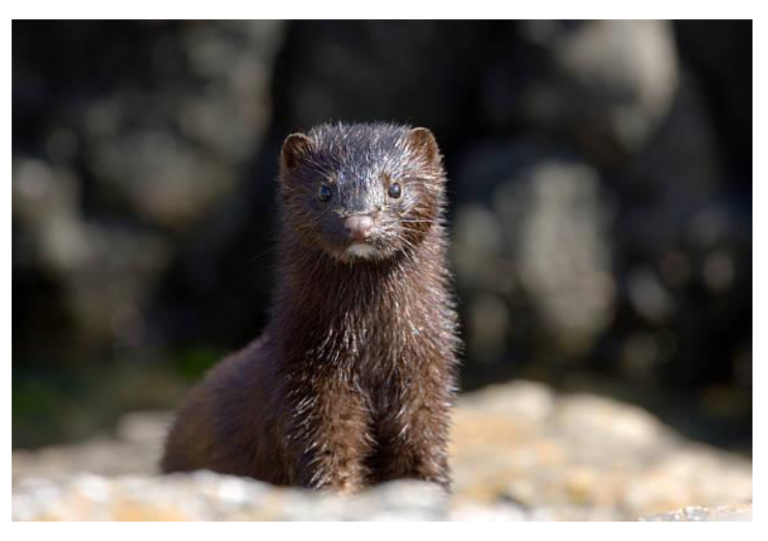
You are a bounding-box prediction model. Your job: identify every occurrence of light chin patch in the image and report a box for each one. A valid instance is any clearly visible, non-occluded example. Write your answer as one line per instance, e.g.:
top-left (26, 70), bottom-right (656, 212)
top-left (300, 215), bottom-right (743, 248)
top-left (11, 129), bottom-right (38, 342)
top-left (346, 243), bottom-right (380, 260)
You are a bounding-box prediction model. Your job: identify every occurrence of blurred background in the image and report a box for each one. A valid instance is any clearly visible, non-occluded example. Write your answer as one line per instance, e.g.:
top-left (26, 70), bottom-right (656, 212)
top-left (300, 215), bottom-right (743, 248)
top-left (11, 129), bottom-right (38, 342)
top-left (12, 20), bottom-right (751, 456)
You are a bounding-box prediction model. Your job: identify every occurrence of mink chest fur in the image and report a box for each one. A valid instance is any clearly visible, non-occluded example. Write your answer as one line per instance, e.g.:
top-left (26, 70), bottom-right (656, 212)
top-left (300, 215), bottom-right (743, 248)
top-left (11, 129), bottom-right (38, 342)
top-left (160, 122), bottom-right (461, 492)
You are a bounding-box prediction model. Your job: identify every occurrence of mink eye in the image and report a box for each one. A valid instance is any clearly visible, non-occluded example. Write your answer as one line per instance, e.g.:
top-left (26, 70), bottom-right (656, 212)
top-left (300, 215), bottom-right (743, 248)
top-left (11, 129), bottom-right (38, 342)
top-left (317, 184), bottom-right (332, 203)
top-left (388, 183), bottom-right (402, 199)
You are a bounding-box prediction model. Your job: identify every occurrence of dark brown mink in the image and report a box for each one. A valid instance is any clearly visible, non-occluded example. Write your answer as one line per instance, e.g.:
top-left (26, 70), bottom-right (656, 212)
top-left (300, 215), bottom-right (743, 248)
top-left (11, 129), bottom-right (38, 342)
top-left (160, 122), bottom-right (461, 493)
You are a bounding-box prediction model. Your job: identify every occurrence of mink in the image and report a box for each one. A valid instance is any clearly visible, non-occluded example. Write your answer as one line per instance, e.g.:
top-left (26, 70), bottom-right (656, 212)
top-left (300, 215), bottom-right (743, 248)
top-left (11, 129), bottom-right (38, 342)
top-left (160, 122), bottom-right (461, 493)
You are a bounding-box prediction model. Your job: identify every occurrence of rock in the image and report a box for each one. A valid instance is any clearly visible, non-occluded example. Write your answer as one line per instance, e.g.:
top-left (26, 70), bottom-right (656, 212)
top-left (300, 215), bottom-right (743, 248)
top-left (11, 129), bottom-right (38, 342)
top-left (506, 160), bottom-right (615, 354)
top-left (12, 474), bottom-right (451, 521)
top-left (450, 71), bottom-right (751, 395)
top-left (638, 502), bottom-right (752, 522)
top-left (12, 411), bottom-right (172, 484)
top-left (12, 158), bottom-right (172, 357)
top-left (479, 20), bottom-right (679, 165)
top-left (12, 21), bottom-right (284, 367)
top-left (12, 382), bottom-right (751, 520)
top-left (13, 159), bottom-right (89, 274)
top-left (75, 22), bottom-right (282, 231)
top-left (452, 142), bottom-right (615, 359)
top-left (459, 381), bottom-right (556, 424)
top-left (448, 382), bottom-right (751, 520)
top-left (610, 74), bottom-right (753, 391)
top-left (554, 393), bottom-right (668, 448)
top-left (15, 470), bottom-right (748, 521)
top-left (115, 411), bottom-right (173, 446)
top-left (674, 21), bottom-right (752, 173)
top-left (622, 448), bottom-right (754, 517)
top-left (271, 21), bottom-right (485, 146)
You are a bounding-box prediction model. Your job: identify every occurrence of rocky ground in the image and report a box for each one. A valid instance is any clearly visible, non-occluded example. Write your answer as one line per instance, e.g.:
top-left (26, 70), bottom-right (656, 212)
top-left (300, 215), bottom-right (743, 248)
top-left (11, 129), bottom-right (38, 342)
top-left (12, 381), bottom-right (752, 521)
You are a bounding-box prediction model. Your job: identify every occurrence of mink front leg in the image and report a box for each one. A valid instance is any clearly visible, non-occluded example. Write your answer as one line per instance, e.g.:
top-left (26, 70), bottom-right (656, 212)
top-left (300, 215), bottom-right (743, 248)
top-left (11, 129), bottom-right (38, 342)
top-left (287, 380), bottom-right (373, 493)
top-left (370, 387), bottom-right (453, 489)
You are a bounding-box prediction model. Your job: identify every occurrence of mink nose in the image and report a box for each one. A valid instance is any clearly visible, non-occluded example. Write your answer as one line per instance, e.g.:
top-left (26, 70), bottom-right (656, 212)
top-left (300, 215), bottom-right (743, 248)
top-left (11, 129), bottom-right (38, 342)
top-left (344, 215), bottom-right (375, 241)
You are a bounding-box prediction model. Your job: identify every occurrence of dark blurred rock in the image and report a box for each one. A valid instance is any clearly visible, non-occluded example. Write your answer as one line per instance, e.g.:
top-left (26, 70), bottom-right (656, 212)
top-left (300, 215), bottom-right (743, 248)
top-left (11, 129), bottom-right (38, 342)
top-left (610, 73), bottom-right (752, 389)
top-left (451, 63), bottom-right (751, 396)
top-left (271, 21), bottom-right (490, 149)
top-left (68, 21), bottom-right (282, 231)
top-left (620, 75), bottom-right (723, 257)
top-left (13, 159), bottom-right (89, 274)
top-left (479, 20), bottom-right (679, 166)
top-left (452, 141), bottom-right (615, 361)
top-left (674, 21), bottom-right (752, 179)
top-left (13, 21), bottom-right (285, 363)
top-left (86, 118), bottom-right (238, 230)
top-left (13, 158), bottom-right (171, 357)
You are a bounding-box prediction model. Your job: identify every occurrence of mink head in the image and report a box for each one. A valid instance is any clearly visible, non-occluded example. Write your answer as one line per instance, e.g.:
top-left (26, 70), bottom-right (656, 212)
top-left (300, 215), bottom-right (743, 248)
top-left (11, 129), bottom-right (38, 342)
top-left (279, 123), bottom-right (446, 262)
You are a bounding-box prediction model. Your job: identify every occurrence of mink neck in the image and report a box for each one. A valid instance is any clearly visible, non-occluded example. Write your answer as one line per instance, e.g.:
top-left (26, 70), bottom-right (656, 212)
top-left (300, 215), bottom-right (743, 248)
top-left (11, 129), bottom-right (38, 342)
top-left (269, 223), bottom-right (445, 340)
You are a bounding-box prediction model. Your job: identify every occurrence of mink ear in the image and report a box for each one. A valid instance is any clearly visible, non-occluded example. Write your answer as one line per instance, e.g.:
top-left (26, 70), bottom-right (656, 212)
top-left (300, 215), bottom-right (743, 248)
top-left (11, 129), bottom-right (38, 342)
top-left (281, 133), bottom-right (312, 172)
top-left (407, 127), bottom-right (441, 165)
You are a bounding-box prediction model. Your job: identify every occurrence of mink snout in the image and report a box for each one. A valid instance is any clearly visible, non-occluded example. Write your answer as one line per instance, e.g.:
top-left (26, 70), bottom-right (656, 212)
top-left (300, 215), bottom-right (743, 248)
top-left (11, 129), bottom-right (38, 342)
top-left (344, 215), bottom-right (375, 240)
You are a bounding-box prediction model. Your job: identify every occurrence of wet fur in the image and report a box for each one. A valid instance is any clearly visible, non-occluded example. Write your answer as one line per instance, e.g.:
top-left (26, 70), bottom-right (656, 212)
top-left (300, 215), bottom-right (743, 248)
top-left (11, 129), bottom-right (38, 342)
top-left (161, 123), bottom-right (461, 492)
